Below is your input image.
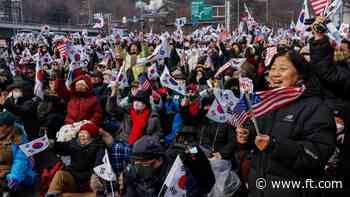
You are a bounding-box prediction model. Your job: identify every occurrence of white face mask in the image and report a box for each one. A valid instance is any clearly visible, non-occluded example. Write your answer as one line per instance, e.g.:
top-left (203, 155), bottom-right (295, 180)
top-left (131, 89), bottom-right (138, 96)
top-left (133, 101), bottom-right (146, 111)
top-left (224, 76), bottom-right (231, 82)
top-left (336, 123), bottom-right (345, 133)
top-left (12, 89), bottom-right (23, 99)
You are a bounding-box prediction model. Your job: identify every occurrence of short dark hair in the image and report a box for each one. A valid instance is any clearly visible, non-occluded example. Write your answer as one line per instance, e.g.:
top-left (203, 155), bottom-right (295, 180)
top-left (127, 42), bottom-right (142, 54)
top-left (268, 49), bottom-right (310, 81)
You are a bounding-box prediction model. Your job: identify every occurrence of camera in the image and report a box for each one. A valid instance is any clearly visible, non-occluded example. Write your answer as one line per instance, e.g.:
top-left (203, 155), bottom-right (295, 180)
top-left (304, 18), bottom-right (331, 33)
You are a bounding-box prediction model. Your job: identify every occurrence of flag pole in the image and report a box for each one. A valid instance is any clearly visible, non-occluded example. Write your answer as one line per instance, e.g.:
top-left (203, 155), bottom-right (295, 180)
top-left (110, 180), bottom-right (115, 197)
top-left (211, 127), bottom-right (220, 152)
top-left (157, 179), bottom-right (167, 197)
top-left (244, 93), bottom-right (261, 136)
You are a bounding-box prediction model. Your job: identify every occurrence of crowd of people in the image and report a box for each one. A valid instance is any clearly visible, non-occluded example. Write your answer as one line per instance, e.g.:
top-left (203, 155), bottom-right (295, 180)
top-left (0, 15), bottom-right (349, 197)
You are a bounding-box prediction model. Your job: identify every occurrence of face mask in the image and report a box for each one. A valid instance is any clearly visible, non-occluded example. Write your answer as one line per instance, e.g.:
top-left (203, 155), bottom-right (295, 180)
top-left (103, 79), bottom-right (111, 84)
top-left (336, 123), bottom-right (344, 133)
top-left (12, 90), bottom-right (23, 99)
top-left (131, 89), bottom-right (138, 96)
top-left (133, 164), bottom-right (158, 180)
top-left (224, 76), bottom-right (231, 82)
top-left (133, 101), bottom-right (146, 111)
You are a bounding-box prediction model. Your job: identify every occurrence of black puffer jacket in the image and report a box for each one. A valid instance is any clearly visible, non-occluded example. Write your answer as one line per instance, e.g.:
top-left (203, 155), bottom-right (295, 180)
top-left (199, 120), bottom-right (236, 159)
top-left (4, 81), bottom-right (40, 140)
top-left (309, 36), bottom-right (350, 100)
top-left (243, 89), bottom-right (336, 197)
top-left (54, 138), bottom-right (104, 187)
top-left (310, 36), bottom-right (350, 196)
top-left (124, 157), bottom-right (171, 197)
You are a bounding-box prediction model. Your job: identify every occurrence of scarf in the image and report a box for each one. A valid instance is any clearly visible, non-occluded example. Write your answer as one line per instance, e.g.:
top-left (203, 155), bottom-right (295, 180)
top-left (128, 107), bottom-right (151, 145)
top-left (189, 100), bottom-right (200, 116)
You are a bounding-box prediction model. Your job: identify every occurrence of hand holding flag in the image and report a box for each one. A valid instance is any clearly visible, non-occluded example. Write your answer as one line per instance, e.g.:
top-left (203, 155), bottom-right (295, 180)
top-left (160, 66), bottom-right (186, 95)
top-left (19, 134), bottom-right (49, 157)
top-left (230, 79), bottom-right (305, 134)
top-left (93, 149), bottom-right (116, 181)
top-left (158, 155), bottom-right (186, 197)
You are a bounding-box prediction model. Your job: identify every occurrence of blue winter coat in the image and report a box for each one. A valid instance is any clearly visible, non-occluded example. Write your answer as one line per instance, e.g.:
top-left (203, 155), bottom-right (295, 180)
top-left (6, 134), bottom-right (37, 186)
top-left (164, 97), bottom-right (183, 144)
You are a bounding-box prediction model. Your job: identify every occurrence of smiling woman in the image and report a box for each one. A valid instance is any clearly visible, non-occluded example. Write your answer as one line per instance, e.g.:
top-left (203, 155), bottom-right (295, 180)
top-left (236, 50), bottom-right (337, 197)
top-left (267, 50), bottom-right (310, 89)
top-left (268, 56), bottom-right (299, 88)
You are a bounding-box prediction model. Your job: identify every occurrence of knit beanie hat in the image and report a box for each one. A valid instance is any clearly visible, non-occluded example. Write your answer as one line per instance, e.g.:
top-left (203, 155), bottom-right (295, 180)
top-left (0, 111), bottom-right (17, 126)
top-left (80, 123), bottom-right (100, 138)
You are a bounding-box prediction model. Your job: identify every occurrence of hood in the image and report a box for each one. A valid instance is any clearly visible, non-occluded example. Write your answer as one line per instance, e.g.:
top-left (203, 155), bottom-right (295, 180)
top-left (70, 75), bottom-right (93, 94)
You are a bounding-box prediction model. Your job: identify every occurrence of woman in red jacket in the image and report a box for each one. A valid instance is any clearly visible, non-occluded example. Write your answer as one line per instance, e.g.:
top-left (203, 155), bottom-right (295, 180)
top-left (55, 74), bottom-right (103, 125)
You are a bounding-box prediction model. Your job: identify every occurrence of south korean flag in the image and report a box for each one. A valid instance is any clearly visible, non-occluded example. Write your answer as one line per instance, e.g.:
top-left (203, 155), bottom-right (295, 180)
top-left (159, 156), bottom-right (187, 197)
top-left (160, 66), bottom-right (186, 95)
top-left (93, 149), bottom-right (116, 181)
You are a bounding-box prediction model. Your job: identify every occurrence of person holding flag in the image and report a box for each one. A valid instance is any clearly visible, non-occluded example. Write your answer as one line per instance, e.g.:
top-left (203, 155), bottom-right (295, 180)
top-left (4, 81), bottom-right (41, 140)
top-left (235, 49), bottom-right (336, 197)
top-left (105, 82), bottom-right (161, 145)
top-left (54, 73), bottom-right (103, 125)
top-left (307, 16), bottom-right (350, 196)
top-left (0, 111), bottom-right (36, 196)
top-left (122, 135), bottom-right (215, 197)
top-left (46, 123), bottom-right (104, 196)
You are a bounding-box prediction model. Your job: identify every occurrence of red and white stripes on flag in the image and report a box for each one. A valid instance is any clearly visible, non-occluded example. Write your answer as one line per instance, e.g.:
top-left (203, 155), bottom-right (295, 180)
top-left (57, 43), bottom-right (68, 59)
top-left (253, 87), bottom-right (305, 118)
top-left (265, 46), bottom-right (277, 66)
top-left (229, 110), bottom-right (249, 127)
top-left (229, 87), bottom-right (305, 127)
top-left (139, 74), bottom-right (152, 92)
top-left (214, 58), bottom-right (246, 78)
top-left (310, 0), bottom-right (329, 16)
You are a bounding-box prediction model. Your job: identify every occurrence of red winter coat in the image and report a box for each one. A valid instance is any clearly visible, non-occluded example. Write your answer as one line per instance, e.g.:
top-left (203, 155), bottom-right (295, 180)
top-left (55, 75), bottom-right (103, 125)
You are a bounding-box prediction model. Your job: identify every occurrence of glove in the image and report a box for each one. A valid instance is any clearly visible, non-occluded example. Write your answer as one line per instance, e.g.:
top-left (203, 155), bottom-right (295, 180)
top-left (7, 178), bottom-right (19, 190)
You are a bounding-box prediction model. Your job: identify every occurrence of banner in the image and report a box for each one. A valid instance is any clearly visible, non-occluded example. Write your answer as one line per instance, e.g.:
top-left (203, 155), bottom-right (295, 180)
top-left (93, 13), bottom-right (105, 29)
top-left (175, 17), bottom-right (187, 28)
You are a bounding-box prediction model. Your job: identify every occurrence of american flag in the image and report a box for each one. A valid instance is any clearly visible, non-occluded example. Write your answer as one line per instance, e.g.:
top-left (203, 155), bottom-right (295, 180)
top-left (214, 58), bottom-right (246, 78)
top-left (265, 46), bottom-right (277, 66)
top-left (310, 0), bottom-right (329, 16)
top-left (57, 43), bottom-right (68, 59)
top-left (229, 93), bottom-right (261, 127)
top-left (139, 74), bottom-right (152, 92)
top-left (229, 87), bottom-right (305, 127)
